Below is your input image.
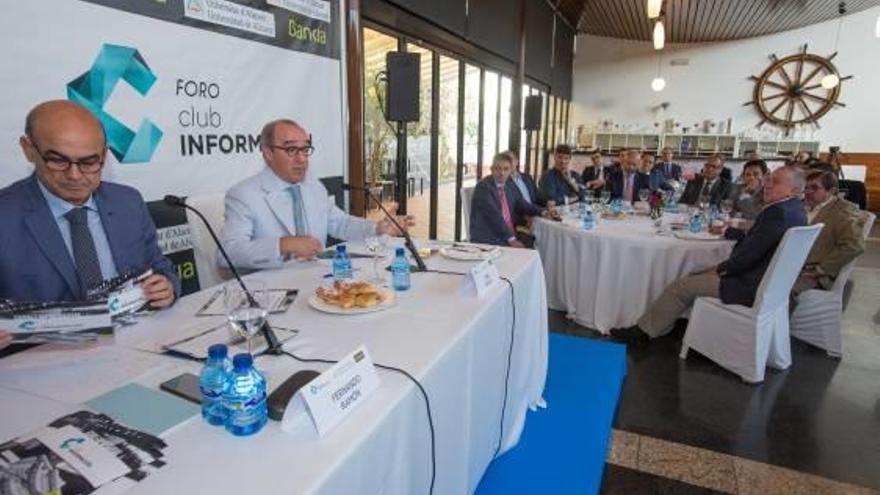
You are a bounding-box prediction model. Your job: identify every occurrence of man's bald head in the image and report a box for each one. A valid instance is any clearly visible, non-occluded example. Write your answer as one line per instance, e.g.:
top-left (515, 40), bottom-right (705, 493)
top-left (19, 100), bottom-right (108, 205)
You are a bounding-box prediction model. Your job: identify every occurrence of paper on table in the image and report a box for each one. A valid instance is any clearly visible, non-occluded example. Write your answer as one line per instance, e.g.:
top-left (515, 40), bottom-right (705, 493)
top-left (195, 288), bottom-right (298, 317)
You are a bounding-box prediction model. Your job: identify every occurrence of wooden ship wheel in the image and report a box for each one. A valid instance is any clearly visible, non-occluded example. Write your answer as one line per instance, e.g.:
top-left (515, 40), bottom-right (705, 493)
top-left (745, 44), bottom-right (852, 135)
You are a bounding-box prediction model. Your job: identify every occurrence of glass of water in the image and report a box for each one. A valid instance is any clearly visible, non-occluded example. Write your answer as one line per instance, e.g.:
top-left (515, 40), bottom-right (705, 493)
top-left (365, 235), bottom-right (384, 283)
top-left (638, 188), bottom-right (650, 204)
top-left (224, 280), bottom-right (269, 355)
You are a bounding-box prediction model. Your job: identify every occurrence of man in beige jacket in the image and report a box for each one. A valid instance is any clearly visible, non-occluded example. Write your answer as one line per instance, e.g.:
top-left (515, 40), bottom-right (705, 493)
top-left (795, 169), bottom-right (866, 293)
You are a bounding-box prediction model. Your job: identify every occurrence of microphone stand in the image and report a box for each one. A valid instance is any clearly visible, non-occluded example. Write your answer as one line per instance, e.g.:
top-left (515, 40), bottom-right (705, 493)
top-left (164, 196), bottom-right (283, 355)
top-left (348, 186), bottom-right (427, 272)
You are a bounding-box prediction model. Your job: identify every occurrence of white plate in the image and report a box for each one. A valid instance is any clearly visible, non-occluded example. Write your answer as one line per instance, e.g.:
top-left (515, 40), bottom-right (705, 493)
top-left (308, 288), bottom-right (396, 315)
top-left (439, 244), bottom-right (502, 261)
top-left (673, 231), bottom-right (725, 241)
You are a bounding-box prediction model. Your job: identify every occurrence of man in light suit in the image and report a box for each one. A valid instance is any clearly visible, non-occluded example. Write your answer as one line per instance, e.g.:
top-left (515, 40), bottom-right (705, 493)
top-left (611, 166), bottom-right (807, 347)
top-left (0, 100), bottom-right (178, 305)
top-left (470, 153), bottom-right (553, 247)
top-left (794, 169), bottom-right (865, 293)
top-left (221, 119), bottom-right (406, 270)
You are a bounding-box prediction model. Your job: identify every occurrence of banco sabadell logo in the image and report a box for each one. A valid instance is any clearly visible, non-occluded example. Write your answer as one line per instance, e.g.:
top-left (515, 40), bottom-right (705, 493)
top-left (67, 44), bottom-right (163, 164)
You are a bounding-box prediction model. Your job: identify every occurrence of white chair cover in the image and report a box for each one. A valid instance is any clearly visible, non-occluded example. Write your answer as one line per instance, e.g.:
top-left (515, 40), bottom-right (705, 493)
top-left (680, 224), bottom-right (824, 383)
top-left (185, 194), bottom-right (228, 291)
top-left (461, 186), bottom-right (475, 240)
top-left (790, 212), bottom-right (876, 357)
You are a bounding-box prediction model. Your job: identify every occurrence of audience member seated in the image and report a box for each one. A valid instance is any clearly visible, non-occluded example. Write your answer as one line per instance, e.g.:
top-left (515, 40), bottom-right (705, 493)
top-left (220, 118), bottom-right (408, 270)
top-left (581, 152), bottom-right (607, 190)
top-left (539, 144), bottom-right (584, 205)
top-left (653, 147), bottom-right (682, 185)
top-left (793, 170), bottom-right (865, 294)
top-left (504, 150), bottom-right (545, 206)
top-left (610, 166), bottom-right (807, 347)
top-left (470, 153), bottom-right (554, 247)
top-left (604, 150), bottom-right (651, 202)
top-left (728, 159), bottom-right (768, 220)
top-left (0, 100), bottom-right (179, 306)
top-left (640, 153), bottom-right (667, 191)
top-left (679, 155), bottom-right (732, 207)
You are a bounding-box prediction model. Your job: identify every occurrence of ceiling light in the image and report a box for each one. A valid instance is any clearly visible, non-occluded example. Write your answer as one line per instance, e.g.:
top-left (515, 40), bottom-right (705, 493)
top-left (653, 19), bottom-right (665, 50)
top-left (651, 77), bottom-right (666, 92)
top-left (647, 0), bottom-right (662, 19)
top-left (875, 12), bottom-right (880, 37)
top-left (821, 73), bottom-right (840, 89)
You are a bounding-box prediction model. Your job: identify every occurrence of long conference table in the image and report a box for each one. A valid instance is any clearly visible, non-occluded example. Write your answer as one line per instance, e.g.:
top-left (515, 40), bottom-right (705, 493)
top-left (0, 245), bottom-right (548, 494)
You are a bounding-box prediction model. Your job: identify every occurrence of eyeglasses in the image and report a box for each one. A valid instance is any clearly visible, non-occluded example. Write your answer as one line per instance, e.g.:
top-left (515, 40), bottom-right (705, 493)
top-left (29, 140), bottom-right (105, 173)
top-left (268, 144), bottom-right (315, 157)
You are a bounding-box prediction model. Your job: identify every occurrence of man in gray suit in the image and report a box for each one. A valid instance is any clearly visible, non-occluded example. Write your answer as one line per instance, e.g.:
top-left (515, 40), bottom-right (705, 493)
top-left (220, 119), bottom-right (406, 270)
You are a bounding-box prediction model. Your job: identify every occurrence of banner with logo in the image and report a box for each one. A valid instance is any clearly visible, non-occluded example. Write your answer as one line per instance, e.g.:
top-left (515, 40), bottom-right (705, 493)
top-left (0, 0), bottom-right (344, 198)
top-left (0, 0), bottom-right (345, 293)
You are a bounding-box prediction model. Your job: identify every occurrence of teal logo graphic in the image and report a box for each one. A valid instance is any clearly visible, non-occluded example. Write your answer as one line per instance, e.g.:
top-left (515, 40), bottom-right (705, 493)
top-left (67, 44), bottom-right (162, 163)
top-left (108, 296), bottom-right (120, 313)
top-left (60, 437), bottom-right (86, 449)
top-left (17, 320), bottom-right (36, 331)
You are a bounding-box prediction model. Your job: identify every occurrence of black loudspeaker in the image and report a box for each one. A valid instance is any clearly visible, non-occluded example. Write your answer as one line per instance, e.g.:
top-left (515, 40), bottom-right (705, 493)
top-left (385, 52), bottom-right (420, 122)
top-left (523, 95), bottom-right (543, 131)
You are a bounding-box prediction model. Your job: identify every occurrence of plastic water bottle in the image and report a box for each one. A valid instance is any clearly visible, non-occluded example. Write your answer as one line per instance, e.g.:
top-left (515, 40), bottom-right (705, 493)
top-left (391, 247), bottom-right (411, 291)
top-left (610, 198), bottom-right (623, 214)
top-left (200, 344), bottom-right (230, 426)
top-left (582, 209), bottom-right (595, 230)
top-left (223, 353), bottom-right (268, 436)
top-left (689, 212), bottom-right (703, 233)
top-left (332, 244), bottom-right (353, 281)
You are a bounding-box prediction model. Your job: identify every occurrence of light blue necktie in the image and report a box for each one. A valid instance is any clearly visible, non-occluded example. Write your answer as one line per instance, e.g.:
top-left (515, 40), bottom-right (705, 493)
top-left (288, 185), bottom-right (308, 235)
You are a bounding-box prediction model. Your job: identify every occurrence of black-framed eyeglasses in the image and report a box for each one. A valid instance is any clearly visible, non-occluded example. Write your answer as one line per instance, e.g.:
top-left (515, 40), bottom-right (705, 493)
top-left (29, 139), bottom-right (106, 173)
top-left (268, 144), bottom-right (315, 157)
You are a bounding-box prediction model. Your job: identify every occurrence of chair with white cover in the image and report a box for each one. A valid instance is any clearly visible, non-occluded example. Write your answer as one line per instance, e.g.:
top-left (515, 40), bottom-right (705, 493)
top-left (185, 193), bottom-right (228, 291)
top-left (679, 224), bottom-right (824, 383)
top-left (460, 186), bottom-right (475, 240)
top-left (790, 212), bottom-right (875, 357)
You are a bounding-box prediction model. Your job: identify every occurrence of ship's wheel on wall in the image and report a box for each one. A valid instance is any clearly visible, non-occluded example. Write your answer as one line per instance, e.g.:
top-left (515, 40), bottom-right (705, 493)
top-left (744, 44), bottom-right (852, 135)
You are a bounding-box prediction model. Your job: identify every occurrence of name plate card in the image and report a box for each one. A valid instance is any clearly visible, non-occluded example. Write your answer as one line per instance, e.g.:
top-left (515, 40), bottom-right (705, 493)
top-left (283, 346), bottom-right (380, 437)
top-left (467, 259), bottom-right (501, 298)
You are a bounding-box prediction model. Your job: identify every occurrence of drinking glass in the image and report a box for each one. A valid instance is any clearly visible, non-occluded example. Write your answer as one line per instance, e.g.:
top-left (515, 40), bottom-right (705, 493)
top-left (638, 188), bottom-right (650, 203)
top-left (224, 280), bottom-right (269, 355)
top-left (720, 199), bottom-right (734, 217)
top-left (365, 235), bottom-right (383, 283)
top-left (600, 190), bottom-right (611, 205)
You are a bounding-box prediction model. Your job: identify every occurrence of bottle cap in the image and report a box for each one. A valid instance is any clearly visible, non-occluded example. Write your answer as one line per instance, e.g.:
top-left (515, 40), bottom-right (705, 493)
top-left (336, 244), bottom-right (347, 253)
top-left (232, 353), bottom-right (253, 370)
top-left (207, 344), bottom-right (228, 360)
top-left (396, 247), bottom-right (405, 256)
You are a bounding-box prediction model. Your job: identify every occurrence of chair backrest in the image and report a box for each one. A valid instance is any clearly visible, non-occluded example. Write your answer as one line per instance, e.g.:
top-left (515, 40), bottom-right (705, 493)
top-left (829, 210), bottom-right (876, 293)
top-left (461, 186), bottom-right (475, 240)
top-left (185, 193), bottom-right (227, 291)
top-left (754, 223), bottom-right (824, 313)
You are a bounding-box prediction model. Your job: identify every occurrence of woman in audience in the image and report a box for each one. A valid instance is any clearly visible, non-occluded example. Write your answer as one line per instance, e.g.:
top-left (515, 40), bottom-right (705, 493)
top-left (729, 159), bottom-right (768, 220)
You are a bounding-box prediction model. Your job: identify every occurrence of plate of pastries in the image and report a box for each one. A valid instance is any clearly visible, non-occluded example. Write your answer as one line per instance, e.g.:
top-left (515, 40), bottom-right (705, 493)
top-left (309, 280), bottom-right (396, 314)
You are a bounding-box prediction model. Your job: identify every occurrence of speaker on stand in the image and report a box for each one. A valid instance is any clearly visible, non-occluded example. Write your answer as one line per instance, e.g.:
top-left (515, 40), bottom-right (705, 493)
top-left (523, 95), bottom-right (543, 177)
top-left (383, 51), bottom-right (421, 215)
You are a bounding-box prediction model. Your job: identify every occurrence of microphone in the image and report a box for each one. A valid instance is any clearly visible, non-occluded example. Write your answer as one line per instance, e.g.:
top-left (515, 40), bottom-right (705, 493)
top-left (163, 195), bottom-right (283, 355)
top-left (341, 184), bottom-right (427, 272)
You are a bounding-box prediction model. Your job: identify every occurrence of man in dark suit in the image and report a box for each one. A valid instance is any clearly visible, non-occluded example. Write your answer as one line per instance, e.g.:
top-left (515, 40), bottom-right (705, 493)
top-left (0, 100), bottom-right (179, 305)
top-left (679, 155), bottom-right (732, 206)
top-left (470, 152), bottom-right (552, 247)
top-left (503, 150), bottom-right (545, 207)
top-left (605, 150), bottom-right (651, 202)
top-left (653, 147), bottom-right (682, 184)
top-left (581, 152), bottom-right (607, 191)
top-left (610, 166), bottom-right (807, 347)
top-left (539, 144), bottom-right (584, 205)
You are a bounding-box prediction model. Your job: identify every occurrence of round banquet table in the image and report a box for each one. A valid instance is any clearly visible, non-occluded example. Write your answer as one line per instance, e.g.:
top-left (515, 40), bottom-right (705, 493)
top-left (532, 211), bottom-right (735, 333)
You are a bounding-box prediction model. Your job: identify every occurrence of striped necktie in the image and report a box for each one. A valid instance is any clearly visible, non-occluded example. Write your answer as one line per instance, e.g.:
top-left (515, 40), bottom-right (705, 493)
top-left (65, 207), bottom-right (103, 294)
top-left (288, 185), bottom-right (309, 235)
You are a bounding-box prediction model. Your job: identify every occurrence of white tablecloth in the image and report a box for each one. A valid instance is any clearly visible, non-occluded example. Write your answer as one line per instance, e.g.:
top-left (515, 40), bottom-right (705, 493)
top-left (0, 247), bottom-right (548, 495)
top-left (533, 214), bottom-right (734, 332)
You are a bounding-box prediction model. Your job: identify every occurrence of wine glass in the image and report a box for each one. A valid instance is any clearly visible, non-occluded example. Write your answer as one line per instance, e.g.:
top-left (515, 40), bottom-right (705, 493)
top-left (365, 235), bottom-right (383, 283)
top-left (720, 199), bottom-right (734, 218)
top-left (600, 190), bottom-right (611, 205)
top-left (638, 188), bottom-right (650, 204)
top-left (224, 280), bottom-right (269, 356)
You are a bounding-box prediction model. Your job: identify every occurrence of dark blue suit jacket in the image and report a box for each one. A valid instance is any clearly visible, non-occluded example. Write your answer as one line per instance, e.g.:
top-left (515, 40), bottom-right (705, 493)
top-left (718, 197), bottom-right (806, 306)
top-left (680, 175), bottom-right (732, 207)
top-left (511, 172), bottom-right (545, 207)
top-left (652, 161), bottom-right (682, 182)
top-left (470, 177), bottom-right (543, 246)
top-left (605, 168), bottom-right (652, 202)
top-left (538, 168), bottom-right (584, 205)
top-left (0, 175), bottom-right (180, 302)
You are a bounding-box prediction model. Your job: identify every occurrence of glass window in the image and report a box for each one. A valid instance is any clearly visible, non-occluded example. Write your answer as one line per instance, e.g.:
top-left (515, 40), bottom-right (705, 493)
top-left (436, 55), bottom-right (459, 241)
top-left (363, 29), bottom-right (398, 222)
top-left (404, 43), bottom-right (433, 241)
top-left (520, 84), bottom-right (530, 165)
top-left (482, 70), bottom-right (499, 178)
top-left (462, 64), bottom-right (480, 236)
top-left (499, 76), bottom-right (512, 154)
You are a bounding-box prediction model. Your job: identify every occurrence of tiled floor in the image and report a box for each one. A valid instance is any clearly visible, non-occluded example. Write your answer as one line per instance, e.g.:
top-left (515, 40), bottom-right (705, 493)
top-left (548, 229), bottom-right (880, 494)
